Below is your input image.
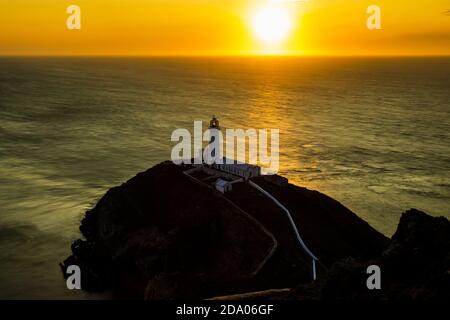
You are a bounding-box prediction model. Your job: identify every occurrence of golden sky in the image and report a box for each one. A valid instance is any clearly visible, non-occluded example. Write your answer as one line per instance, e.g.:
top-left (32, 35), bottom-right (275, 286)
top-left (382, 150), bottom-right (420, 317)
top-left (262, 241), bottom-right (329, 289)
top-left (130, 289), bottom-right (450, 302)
top-left (0, 0), bottom-right (449, 55)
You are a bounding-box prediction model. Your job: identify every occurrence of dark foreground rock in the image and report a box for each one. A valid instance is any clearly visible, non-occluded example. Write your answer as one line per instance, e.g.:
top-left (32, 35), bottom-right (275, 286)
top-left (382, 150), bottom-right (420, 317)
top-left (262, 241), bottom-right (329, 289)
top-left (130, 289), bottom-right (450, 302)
top-left (61, 161), bottom-right (391, 299)
top-left (214, 210), bottom-right (450, 301)
top-left (288, 209), bottom-right (450, 301)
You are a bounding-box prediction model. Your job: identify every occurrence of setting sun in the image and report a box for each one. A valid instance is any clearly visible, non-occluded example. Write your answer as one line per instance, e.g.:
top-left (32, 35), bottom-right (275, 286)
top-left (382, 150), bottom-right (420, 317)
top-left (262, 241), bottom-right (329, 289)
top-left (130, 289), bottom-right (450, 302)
top-left (251, 5), bottom-right (293, 45)
top-left (1, 0), bottom-right (449, 56)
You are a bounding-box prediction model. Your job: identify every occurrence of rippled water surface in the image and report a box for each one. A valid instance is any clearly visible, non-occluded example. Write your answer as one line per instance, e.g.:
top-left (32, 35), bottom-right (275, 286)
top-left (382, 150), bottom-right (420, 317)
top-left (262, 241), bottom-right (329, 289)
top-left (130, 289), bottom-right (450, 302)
top-left (0, 57), bottom-right (449, 298)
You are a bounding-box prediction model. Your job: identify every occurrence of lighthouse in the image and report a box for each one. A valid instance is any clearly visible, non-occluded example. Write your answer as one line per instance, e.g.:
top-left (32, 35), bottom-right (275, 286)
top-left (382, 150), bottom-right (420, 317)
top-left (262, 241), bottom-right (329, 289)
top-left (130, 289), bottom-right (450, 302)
top-left (208, 115), bottom-right (221, 159)
top-left (209, 115), bottom-right (220, 130)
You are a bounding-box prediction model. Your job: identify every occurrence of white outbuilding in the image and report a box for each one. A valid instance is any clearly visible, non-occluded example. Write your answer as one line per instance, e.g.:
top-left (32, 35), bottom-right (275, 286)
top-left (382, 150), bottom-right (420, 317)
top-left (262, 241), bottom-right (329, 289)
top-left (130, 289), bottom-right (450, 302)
top-left (215, 179), bottom-right (233, 194)
top-left (212, 158), bottom-right (261, 181)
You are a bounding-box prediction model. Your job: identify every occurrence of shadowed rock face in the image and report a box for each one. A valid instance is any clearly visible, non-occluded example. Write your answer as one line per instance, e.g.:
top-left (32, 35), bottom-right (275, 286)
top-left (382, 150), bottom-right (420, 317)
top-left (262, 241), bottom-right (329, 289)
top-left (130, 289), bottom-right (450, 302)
top-left (275, 209), bottom-right (450, 301)
top-left (61, 161), bottom-right (389, 300)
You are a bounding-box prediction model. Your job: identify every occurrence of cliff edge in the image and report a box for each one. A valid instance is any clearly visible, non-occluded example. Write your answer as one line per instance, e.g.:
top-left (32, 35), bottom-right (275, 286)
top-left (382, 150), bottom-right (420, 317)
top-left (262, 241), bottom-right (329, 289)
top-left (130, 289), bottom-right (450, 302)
top-left (61, 161), bottom-right (394, 299)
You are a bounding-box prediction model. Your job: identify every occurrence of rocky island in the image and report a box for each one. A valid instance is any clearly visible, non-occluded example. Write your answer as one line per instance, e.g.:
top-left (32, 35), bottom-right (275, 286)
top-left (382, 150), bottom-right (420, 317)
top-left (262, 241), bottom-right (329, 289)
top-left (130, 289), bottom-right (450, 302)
top-left (60, 161), bottom-right (449, 300)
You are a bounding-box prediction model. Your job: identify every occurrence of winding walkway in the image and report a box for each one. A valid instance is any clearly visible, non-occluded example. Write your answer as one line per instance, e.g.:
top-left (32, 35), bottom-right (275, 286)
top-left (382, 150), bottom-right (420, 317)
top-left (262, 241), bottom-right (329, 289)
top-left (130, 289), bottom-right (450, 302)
top-left (183, 171), bottom-right (278, 276)
top-left (183, 167), bottom-right (319, 281)
top-left (249, 180), bottom-right (319, 280)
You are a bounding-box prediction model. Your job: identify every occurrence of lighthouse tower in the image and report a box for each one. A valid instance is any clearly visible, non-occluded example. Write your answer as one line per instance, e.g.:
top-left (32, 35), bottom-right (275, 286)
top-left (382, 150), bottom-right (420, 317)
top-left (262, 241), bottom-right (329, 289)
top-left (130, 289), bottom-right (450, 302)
top-left (209, 115), bottom-right (220, 131)
top-left (208, 115), bottom-right (221, 159)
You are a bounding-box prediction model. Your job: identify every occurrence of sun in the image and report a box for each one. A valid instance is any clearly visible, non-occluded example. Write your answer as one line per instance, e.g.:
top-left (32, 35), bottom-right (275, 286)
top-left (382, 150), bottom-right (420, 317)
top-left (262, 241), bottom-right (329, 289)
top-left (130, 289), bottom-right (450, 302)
top-left (251, 5), bottom-right (293, 45)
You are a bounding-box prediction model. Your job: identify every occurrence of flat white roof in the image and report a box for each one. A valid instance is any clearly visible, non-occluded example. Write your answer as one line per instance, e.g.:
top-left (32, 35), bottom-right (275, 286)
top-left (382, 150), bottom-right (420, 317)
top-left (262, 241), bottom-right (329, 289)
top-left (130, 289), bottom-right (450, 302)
top-left (215, 179), bottom-right (231, 187)
top-left (216, 158), bottom-right (261, 170)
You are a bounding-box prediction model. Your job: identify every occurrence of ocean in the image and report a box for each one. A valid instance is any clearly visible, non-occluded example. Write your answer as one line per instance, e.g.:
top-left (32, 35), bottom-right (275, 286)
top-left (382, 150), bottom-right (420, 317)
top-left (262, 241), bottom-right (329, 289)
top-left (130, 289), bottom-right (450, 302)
top-left (0, 57), bottom-right (449, 299)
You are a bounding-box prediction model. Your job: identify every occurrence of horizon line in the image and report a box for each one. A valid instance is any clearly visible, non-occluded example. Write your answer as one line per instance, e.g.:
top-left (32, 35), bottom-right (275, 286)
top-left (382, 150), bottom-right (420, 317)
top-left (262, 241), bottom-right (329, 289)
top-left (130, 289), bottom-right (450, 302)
top-left (1, 53), bottom-right (450, 58)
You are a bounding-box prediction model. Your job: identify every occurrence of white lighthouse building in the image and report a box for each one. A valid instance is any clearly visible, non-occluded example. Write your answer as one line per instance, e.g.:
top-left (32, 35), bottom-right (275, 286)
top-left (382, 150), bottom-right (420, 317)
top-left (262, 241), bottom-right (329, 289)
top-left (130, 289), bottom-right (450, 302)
top-left (207, 115), bottom-right (261, 181)
top-left (208, 115), bottom-right (221, 159)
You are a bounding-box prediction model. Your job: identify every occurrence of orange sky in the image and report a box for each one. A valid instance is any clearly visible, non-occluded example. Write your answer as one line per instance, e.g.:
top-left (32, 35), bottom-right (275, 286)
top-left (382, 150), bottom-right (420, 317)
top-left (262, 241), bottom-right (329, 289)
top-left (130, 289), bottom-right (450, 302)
top-left (0, 0), bottom-right (449, 56)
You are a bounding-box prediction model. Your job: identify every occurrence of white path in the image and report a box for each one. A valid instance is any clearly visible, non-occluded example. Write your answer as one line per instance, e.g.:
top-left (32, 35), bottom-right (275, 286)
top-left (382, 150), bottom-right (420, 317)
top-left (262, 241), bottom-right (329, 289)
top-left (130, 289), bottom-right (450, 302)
top-left (249, 180), bottom-right (319, 281)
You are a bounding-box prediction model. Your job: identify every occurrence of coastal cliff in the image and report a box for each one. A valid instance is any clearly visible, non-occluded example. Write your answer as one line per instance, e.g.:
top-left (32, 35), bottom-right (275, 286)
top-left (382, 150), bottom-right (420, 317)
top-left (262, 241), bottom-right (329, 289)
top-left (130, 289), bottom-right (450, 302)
top-left (212, 209), bottom-right (450, 301)
top-left (60, 161), bottom-right (449, 300)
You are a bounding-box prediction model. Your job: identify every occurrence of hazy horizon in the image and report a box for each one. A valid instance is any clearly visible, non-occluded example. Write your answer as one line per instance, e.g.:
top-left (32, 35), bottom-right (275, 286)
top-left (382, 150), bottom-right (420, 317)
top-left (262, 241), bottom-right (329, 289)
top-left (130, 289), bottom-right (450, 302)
top-left (1, 54), bottom-right (450, 57)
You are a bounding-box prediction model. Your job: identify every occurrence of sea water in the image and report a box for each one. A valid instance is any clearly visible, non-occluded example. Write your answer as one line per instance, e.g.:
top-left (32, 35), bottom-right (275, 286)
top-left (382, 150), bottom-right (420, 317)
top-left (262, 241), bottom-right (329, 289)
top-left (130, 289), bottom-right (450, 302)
top-left (0, 57), bottom-right (449, 298)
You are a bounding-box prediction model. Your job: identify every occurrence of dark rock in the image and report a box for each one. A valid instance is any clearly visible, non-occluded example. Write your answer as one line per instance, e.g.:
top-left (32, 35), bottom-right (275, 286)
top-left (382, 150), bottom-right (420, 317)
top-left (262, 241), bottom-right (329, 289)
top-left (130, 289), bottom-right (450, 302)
top-left (61, 161), bottom-right (388, 299)
top-left (283, 209), bottom-right (450, 301)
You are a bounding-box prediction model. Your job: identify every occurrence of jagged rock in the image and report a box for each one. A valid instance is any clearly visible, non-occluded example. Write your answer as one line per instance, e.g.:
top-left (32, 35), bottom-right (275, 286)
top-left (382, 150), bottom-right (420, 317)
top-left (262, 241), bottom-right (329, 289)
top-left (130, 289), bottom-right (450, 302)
top-left (283, 209), bottom-right (450, 301)
top-left (61, 161), bottom-right (388, 299)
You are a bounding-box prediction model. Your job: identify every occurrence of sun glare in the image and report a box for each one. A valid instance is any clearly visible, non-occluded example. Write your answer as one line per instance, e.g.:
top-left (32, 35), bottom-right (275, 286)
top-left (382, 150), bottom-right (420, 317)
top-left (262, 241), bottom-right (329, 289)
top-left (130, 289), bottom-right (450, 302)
top-left (251, 5), bottom-right (293, 45)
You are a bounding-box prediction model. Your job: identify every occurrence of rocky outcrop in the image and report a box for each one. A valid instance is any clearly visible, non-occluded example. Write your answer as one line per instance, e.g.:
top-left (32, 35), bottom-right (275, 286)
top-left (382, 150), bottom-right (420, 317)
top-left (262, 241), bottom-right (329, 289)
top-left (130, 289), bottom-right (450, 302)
top-left (206, 210), bottom-right (450, 301)
top-left (61, 161), bottom-right (389, 299)
top-left (255, 209), bottom-right (449, 301)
